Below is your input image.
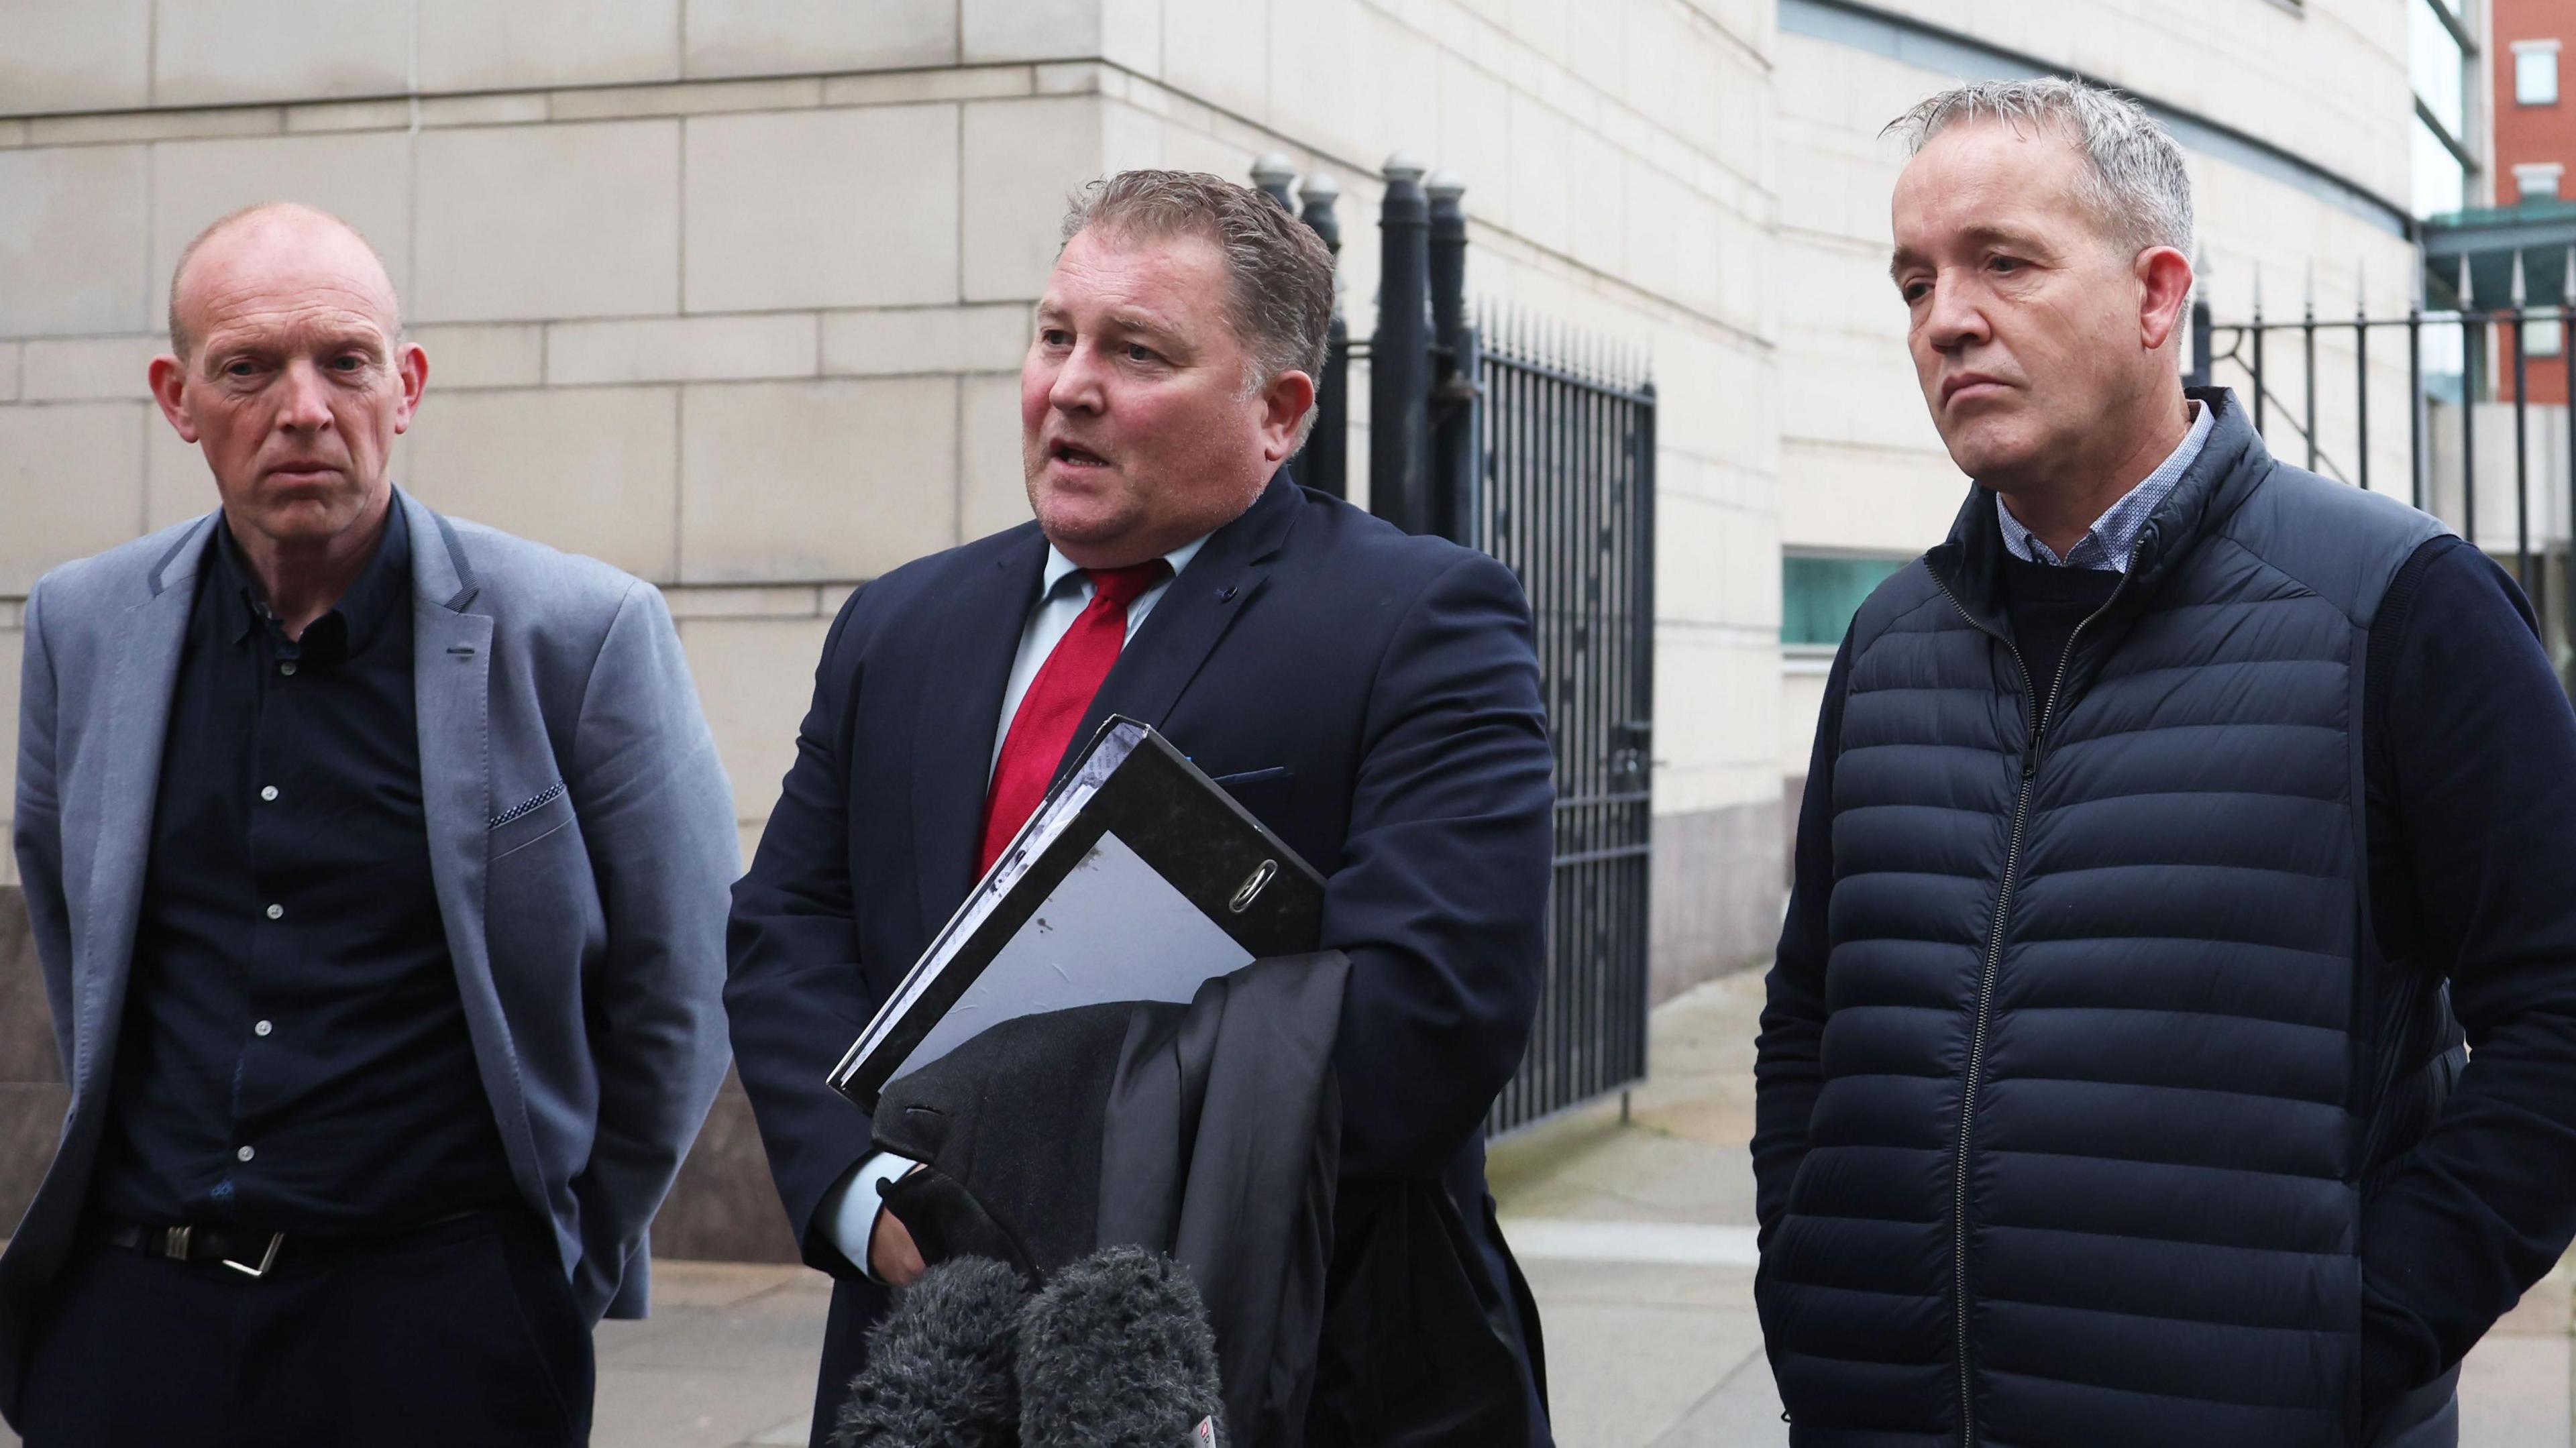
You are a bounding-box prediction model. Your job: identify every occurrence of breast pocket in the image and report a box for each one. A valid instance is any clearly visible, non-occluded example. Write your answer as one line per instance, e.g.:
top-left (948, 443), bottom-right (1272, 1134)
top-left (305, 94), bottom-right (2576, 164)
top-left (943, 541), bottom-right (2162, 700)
top-left (485, 782), bottom-right (600, 971)
top-left (488, 782), bottom-right (575, 862)
top-left (1211, 766), bottom-right (1297, 834)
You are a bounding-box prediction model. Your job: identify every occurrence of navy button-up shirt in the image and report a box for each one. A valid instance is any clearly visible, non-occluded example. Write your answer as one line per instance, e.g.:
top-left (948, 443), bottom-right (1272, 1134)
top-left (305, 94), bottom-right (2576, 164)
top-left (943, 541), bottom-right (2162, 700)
top-left (91, 504), bottom-right (515, 1232)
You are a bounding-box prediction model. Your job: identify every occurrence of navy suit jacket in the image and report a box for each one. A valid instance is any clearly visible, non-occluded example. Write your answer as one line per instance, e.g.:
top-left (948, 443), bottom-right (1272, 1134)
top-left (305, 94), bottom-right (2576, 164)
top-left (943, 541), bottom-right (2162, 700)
top-left (725, 476), bottom-right (1556, 1437)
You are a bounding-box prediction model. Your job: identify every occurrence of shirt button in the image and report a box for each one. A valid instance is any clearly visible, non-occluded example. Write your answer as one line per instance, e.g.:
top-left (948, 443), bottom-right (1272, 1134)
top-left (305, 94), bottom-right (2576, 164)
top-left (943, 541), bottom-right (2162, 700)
top-left (254, 1019), bottom-right (273, 1038)
top-left (236, 1146), bottom-right (256, 1163)
top-left (264, 903), bottom-right (283, 920)
top-left (278, 661), bottom-right (298, 677)
top-left (259, 785), bottom-right (279, 803)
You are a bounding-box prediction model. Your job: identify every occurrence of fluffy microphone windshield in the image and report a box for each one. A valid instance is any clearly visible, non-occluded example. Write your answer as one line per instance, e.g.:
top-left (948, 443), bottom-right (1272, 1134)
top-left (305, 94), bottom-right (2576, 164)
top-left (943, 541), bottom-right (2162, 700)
top-left (832, 1256), bottom-right (1026, 1448)
top-left (1016, 1245), bottom-right (1226, 1448)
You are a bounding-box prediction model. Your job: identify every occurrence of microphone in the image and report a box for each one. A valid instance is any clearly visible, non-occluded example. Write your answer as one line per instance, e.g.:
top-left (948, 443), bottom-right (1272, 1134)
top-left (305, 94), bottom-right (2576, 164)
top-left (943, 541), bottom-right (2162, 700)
top-left (831, 1256), bottom-right (1027, 1448)
top-left (1016, 1245), bottom-right (1226, 1448)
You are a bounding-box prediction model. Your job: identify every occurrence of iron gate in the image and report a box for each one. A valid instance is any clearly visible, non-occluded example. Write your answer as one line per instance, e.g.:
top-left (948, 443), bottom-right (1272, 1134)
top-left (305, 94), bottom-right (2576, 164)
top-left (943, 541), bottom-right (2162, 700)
top-left (1472, 319), bottom-right (1658, 1134)
top-left (1258, 157), bottom-right (1658, 1133)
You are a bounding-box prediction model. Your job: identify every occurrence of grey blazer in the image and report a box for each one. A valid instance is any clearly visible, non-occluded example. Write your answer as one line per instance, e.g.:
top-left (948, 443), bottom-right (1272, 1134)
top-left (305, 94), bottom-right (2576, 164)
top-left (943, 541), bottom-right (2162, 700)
top-left (2, 490), bottom-right (737, 1416)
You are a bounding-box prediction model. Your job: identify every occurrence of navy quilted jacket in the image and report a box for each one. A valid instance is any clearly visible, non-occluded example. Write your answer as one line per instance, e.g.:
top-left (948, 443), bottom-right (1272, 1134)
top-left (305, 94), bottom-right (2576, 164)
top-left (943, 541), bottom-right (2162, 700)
top-left (1753, 391), bottom-right (2464, 1447)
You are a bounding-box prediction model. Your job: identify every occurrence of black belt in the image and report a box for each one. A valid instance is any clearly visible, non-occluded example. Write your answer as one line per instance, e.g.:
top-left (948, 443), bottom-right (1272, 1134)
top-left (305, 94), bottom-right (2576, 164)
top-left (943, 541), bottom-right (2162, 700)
top-left (88, 1209), bottom-right (494, 1281)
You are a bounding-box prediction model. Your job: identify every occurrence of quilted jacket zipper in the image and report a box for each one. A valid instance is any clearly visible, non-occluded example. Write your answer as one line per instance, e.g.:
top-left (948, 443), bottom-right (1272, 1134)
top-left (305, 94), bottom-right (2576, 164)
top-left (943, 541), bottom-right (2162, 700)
top-left (1927, 552), bottom-right (2135, 1445)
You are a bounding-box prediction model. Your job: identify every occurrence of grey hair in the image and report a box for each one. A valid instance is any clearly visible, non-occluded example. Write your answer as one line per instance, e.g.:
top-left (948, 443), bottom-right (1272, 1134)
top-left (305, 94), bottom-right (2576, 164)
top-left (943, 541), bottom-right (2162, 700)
top-left (1061, 170), bottom-right (1335, 444)
top-left (1887, 78), bottom-right (2193, 258)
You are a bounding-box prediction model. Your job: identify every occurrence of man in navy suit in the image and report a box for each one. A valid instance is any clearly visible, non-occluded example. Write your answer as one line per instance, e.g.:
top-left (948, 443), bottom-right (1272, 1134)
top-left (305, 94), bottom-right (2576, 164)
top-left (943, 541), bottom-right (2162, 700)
top-left (725, 169), bottom-right (1558, 1443)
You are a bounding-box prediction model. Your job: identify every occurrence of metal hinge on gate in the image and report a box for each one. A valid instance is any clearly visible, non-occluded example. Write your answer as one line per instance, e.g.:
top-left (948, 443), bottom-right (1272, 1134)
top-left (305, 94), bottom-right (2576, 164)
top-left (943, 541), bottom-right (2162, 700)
top-left (1613, 720), bottom-right (1653, 778)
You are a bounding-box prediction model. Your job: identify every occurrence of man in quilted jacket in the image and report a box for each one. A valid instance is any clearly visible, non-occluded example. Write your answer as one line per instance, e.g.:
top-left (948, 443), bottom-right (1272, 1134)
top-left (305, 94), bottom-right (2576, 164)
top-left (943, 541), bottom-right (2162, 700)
top-left (1755, 78), bottom-right (2576, 1448)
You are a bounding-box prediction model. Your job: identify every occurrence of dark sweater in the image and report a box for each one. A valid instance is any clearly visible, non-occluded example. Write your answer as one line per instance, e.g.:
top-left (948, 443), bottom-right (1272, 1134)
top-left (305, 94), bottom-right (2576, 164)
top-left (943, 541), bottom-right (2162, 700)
top-left (1784, 533), bottom-right (2576, 1402)
top-left (1998, 551), bottom-right (2121, 711)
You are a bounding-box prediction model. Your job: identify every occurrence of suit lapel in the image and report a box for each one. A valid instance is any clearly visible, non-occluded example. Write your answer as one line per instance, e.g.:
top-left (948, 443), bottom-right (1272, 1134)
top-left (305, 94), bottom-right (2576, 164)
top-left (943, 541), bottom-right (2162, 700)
top-left (1069, 478), bottom-right (1303, 769)
top-left (71, 518), bottom-right (217, 1095)
top-left (912, 531), bottom-right (1050, 939)
top-left (404, 493), bottom-right (496, 991)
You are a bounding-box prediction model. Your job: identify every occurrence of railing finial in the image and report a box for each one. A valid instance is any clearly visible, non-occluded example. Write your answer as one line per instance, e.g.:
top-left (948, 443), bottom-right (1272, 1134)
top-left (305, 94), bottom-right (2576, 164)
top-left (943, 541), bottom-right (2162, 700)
top-left (1250, 154), bottom-right (1297, 213)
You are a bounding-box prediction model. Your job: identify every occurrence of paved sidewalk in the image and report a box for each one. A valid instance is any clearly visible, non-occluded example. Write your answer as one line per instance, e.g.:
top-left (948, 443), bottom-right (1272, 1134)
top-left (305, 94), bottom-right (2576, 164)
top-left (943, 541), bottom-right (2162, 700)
top-left (592, 1264), bottom-right (830, 1448)
top-left (1487, 965), bottom-right (1781, 1445)
top-left (7, 967), bottom-right (2567, 1446)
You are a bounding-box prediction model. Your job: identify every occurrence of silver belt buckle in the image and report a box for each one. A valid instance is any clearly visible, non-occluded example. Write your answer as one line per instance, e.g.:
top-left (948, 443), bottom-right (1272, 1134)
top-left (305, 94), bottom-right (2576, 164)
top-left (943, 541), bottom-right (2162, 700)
top-left (221, 1232), bottom-right (284, 1279)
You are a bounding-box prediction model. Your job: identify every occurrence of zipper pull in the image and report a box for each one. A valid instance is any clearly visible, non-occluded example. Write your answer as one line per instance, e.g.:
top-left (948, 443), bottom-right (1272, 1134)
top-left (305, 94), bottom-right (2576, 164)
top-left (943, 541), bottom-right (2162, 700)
top-left (2021, 748), bottom-right (2038, 781)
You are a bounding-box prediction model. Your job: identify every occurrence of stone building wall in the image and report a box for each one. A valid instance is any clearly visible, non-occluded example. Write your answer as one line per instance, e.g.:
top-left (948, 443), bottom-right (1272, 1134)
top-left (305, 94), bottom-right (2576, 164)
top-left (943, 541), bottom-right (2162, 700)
top-left (0, 0), bottom-right (1785, 983)
top-left (0, 0), bottom-right (1778, 1255)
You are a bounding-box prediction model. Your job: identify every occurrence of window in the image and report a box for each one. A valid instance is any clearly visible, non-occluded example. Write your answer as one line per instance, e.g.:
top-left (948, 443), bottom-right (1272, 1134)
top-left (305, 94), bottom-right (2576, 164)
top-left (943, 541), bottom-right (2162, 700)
top-left (2413, 0), bottom-right (2478, 217)
top-left (1783, 553), bottom-right (1911, 650)
top-left (2515, 162), bottom-right (2565, 202)
top-left (2517, 41), bottom-right (2562, 106)
top-left (2414, 3), bottom-right (2466, 140)
top-left (2416, 116), bottom-right (2470, 216)
top-left (2528, 316), bottom-right (2564, 358)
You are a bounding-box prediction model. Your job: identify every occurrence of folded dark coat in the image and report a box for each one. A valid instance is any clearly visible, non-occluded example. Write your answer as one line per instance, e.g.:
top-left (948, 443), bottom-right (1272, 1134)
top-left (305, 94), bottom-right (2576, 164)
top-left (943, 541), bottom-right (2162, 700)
top-left (874, 953), bottom-right (1535, 1447)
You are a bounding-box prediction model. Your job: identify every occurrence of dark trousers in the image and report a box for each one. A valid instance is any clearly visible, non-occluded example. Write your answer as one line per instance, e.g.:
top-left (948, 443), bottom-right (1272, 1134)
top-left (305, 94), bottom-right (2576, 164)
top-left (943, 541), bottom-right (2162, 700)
top-left (17, 1211), bottom-right (592, 1447)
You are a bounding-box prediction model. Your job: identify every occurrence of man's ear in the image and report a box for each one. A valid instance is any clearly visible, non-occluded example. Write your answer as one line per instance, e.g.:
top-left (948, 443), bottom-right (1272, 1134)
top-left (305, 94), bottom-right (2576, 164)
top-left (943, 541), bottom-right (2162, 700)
top-left (392, 342), bottom-right (429, 433)
top-left (148, 353), bottom-right (199, 444)
top-left (1259, 369), bottom-right (1317, 464)
top-left (2138, 245), bottom-right (2195, 353)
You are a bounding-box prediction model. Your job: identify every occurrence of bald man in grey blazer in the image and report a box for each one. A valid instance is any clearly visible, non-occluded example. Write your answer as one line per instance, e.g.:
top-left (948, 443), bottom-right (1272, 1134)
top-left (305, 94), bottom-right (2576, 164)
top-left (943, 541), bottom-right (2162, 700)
top-left (3, 203), bottom-right (737, 1446)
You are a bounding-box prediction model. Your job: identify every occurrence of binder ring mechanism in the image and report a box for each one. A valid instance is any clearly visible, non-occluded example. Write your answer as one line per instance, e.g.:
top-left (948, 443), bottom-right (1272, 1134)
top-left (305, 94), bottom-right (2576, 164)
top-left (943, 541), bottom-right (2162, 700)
top-left (1230, 860), bottom-right (1279, 913)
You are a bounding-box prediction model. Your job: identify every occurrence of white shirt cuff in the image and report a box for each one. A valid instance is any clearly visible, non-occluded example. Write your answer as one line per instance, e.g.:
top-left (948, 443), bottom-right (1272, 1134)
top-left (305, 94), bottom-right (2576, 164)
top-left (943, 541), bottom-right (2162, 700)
top-left (820, 1151), bottom-right (919, 1284)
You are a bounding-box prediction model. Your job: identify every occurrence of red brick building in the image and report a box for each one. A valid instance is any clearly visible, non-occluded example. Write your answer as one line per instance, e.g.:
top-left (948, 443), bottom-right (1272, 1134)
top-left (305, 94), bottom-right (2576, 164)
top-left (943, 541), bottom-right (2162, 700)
top-left (2494, 0), bottom-right (2575, 403)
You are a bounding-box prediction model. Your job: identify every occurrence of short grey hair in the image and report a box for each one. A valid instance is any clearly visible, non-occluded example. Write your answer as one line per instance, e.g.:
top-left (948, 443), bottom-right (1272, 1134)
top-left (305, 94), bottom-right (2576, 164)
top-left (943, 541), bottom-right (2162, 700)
top-left (1887, 78), bottom-right (2193, 258)
top-left (1061, 170), bottom-right (1335, 433)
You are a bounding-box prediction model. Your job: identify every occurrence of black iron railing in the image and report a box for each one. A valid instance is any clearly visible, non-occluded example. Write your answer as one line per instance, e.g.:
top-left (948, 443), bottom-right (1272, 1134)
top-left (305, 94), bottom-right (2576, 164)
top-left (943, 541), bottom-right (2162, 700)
top-left (2189, 260), bottom-right (2576, 666)
top-left (1472, 317), bottom-right (1657, 1134)
top-left (1256, 156), bottom-right (1660, 1133)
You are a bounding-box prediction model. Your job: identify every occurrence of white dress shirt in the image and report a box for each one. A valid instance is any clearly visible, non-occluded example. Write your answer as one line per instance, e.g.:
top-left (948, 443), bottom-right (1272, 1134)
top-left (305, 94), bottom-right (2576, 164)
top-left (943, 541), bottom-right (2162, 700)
top-left (818, 532), bottom-right (1211, 1280)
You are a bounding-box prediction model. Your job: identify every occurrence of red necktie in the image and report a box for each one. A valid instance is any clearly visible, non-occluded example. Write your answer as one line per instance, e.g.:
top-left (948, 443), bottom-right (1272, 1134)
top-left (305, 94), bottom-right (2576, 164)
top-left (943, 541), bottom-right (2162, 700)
top-left (978, 561), bottom-right (1173, 873)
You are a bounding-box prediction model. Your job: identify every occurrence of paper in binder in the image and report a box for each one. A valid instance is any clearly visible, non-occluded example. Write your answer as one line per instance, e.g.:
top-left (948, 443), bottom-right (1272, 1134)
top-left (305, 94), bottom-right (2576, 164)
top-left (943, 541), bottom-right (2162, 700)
top-left (828, 716), bottom-right (1326, 1111)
